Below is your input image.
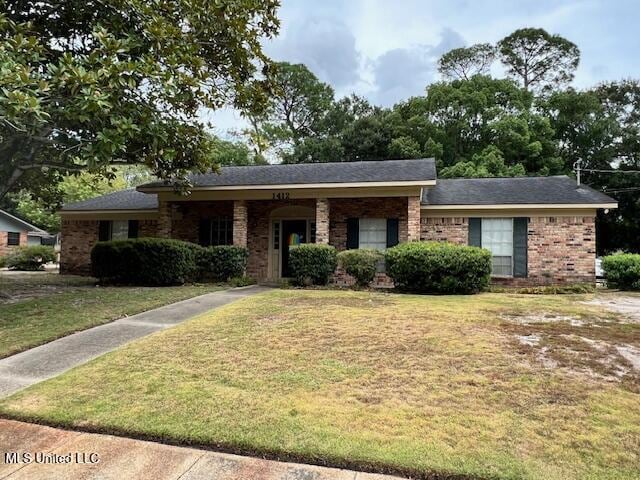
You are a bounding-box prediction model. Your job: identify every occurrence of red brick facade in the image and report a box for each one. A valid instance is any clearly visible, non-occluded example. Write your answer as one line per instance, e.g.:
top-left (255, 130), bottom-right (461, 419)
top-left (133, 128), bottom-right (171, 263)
top-left (421, 215), bottom-right (596, 286)
top-left (58, 198), bottom-right (598, 286)
top-left (0, 231), bottom-right (28, 257)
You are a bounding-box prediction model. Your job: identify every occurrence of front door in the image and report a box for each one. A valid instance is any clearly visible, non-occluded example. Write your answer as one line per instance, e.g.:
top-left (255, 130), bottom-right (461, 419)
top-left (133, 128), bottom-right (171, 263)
top-left (281, 219), bottom-right (307, 277)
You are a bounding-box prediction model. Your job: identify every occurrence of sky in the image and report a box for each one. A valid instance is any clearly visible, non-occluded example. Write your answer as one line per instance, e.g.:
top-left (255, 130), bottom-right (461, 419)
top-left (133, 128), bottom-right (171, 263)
top-left (205, 0), bottom-right (640, 136)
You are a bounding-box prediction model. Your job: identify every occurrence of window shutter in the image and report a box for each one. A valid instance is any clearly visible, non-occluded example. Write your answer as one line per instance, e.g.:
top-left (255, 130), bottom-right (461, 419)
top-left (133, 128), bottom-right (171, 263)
top-left (199, 219), bottom-right (211, 246)
top-left (468, 218), bottom-right (481, 247)
top-left (98, 221), bottom-right (111, 241)
top-left (513, 217), bottom-right (528, 278)
top-left (128, 220), bottom-right (139, 239)
top-left (346, 218), bottom-right (359, 249)
top-left (386, 218), bottom-right (399, 247)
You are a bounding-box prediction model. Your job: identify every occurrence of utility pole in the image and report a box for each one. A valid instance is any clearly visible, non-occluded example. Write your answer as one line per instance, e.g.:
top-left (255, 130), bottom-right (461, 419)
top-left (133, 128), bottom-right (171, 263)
top-left (573, 158), bottom-right (582, 186)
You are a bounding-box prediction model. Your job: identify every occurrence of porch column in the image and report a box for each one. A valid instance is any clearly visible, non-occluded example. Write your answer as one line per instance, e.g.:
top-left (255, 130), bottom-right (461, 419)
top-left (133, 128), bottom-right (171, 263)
top-left (157, 200), bottom-right (172, 237)
top-left (407, 196), bottom-right (421, 242)
top-left (315, 198), bottom-right (330, 244)
top-left (233, 200), bottom-right (248, 247)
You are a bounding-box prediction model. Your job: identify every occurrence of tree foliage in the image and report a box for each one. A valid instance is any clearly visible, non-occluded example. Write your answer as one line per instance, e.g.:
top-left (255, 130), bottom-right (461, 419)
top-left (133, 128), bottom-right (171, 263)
top-left (497, 28), bottom-right (580, 91)
top-left (438, 43), bottom-right (496, 80)
top-left (0, 0), bottom-right (280, 198)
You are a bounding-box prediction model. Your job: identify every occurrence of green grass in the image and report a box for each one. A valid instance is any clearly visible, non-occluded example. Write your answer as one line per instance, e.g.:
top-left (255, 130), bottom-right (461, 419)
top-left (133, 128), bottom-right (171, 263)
top-left (0, 273), bottom-right (221, 358)
top-left (1, 290), bottom-right (639, 480)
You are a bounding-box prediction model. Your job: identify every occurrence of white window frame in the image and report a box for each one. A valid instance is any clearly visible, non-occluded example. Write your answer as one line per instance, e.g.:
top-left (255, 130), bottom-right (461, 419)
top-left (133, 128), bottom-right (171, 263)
top-left (481, 218), bottom-right (514, 277)
top-left (358, 218), bottom-right (387, 250)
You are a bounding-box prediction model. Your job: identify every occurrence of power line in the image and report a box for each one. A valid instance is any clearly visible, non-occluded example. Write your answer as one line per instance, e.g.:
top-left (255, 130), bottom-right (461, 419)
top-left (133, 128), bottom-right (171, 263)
top-left (582, 168), bottom-right (640, 173)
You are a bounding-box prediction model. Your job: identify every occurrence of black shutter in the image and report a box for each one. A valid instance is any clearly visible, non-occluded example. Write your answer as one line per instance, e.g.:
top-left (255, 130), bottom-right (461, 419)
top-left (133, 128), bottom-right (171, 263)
top-left (346, 218), bottom-right (359, 249)
top-left (386, 218), bottom-right (399, 247)
top-left (513, 217), bottom-right (528, 278)
top-left (468, 218), bottom-right (481, 247)
top-left (128, 220), bottom-right (139, 239)
top-left (98, 221), bottom-right (111, 241)
top-left (199, 219), bottom-right (211, 246)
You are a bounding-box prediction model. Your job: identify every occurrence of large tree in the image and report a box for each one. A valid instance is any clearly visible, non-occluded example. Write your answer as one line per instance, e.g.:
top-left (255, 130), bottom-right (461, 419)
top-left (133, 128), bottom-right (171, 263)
top-left (438, 44), bottom-right (496, 80)
top-left (246, 62), bottom-right (334, 159)
top-left (0, 0), bottom-right (279, 199)
top-left (498, 28), bottom-right (580, 91)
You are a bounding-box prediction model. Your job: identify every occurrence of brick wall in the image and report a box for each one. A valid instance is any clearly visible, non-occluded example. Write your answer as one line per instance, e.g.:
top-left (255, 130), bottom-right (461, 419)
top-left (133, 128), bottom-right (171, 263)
top-left (60, 220), bottom-right (99, 274)
top-left (60, 219), bottom-right (158, 275)
top-left (329, 197), bottom-right (409, 251)
top-left (245, 199), bottom-right (316, 280)
top-left (519, 215), bottom-right (596, 286)
top-left (0, 231), bottom-right (28, 257)
top-left (169, 201), bottom-right (233, 243)
top-left (420, 217), bottom-right (468, 244)
top-left (420, 214), bottom-right (596, 286)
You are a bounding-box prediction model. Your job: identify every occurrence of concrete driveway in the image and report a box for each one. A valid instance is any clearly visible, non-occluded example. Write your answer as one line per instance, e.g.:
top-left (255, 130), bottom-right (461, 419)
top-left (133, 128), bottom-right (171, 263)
top-left (0, 286), bottom-right (270, 397)
top-left (0, 419), bottom-right (399, 480)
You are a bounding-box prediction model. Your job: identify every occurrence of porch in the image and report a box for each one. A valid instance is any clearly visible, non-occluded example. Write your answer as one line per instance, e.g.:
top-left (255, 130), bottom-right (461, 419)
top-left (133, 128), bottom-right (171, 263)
top-left (160, 196), bottom-right (421, 281)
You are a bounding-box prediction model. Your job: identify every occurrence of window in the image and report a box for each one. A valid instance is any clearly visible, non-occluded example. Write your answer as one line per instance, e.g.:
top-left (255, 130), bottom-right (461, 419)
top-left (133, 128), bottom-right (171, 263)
top-left (481, 218), bottom-right (513, 276)
top-left (99, 220), bottom-right (138, 241)
top-left (359, 218), bottom-right (387, 250)
top-left (201, 217), bottom-right (233, 246)
top-left (7, 232), bottom-right (20, 246)
top-left (111, 220), bottom-right (129, 240)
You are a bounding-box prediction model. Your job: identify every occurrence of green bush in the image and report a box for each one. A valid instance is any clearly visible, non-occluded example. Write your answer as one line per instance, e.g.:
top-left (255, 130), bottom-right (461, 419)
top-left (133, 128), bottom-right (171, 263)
top-left (196, 245), bottom-right (249, 281)
top-left (602, 253), bottom-right (640, 290)
top-left (6, 246), bottom-right (56, 271)
top-left (91, 238), bottom-right (199, 286)
top-left (0, 256), bottom-right (6, 268)
top-left (337, 249), bottom-right (384, 287)
top-left (289, 244), bottom-right (337, 286)
top-left (385, 241), bottom-right (492, 294)
top-left (228, 275), bottom-right (256, 287)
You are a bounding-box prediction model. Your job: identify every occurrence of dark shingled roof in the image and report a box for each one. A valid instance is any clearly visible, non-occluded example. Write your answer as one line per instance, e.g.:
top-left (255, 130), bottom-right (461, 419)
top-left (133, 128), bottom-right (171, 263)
top-left (422, 176), bottom-right (616, 206)
top-left (62, 189), bottom-right (158, 211)
top-left (140, 158), bottom-right (437, 189)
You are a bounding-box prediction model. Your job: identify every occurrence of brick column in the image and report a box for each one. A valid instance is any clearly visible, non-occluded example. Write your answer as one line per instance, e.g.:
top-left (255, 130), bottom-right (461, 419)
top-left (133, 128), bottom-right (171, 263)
top-left (315, 198), bottom-right (330, 244)
top-left (407, 196), bottom-right (421, 242)
top-left (157, 200), bottom-right (172, 237)
top-left (233, 200), bottom-right (248, 247)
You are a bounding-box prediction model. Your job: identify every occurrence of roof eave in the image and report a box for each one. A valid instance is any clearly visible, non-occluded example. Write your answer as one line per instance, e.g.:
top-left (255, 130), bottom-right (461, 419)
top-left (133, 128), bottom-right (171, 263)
top-left (421, 202), bottom-right (618, 209)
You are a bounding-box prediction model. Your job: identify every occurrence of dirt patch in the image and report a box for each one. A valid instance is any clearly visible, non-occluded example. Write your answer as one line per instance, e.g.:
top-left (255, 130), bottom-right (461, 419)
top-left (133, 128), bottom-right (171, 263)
top-left (504, 313), bottom-right (586, 326)
top-left (583, 295), bottom-right (640, 323)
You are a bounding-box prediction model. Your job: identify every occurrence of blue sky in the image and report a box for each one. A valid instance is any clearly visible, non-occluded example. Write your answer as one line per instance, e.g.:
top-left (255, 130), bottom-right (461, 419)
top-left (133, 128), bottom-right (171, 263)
top-left (206, 0), bottom-right (640, 135)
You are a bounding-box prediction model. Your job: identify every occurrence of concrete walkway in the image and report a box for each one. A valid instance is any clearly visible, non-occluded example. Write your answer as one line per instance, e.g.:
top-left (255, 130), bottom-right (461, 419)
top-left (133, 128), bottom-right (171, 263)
top-left (0, 419), bottom-right (400, 480)
top-left (0, 286), bottom-right (269, 397)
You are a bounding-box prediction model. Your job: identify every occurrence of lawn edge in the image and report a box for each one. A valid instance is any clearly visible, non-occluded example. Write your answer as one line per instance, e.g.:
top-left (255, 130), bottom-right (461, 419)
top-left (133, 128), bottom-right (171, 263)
top-left (0, 287), bottom-right (224, 360)
top-left (0, 412), bottom-right (485, 480)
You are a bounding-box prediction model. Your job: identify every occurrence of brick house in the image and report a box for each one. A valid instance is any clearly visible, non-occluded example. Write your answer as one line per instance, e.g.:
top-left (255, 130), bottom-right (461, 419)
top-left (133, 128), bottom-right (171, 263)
top-left (0, 209), bottom-right (51, 258)
top-left (58, 159), bottom-right (617, 286)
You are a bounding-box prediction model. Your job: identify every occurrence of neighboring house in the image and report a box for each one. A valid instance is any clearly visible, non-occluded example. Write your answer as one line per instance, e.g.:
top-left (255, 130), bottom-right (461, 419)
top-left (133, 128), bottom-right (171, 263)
top-left (58, 159), bottom-right (617, 286)
top-left (0, 209), bottom-right (52, 257)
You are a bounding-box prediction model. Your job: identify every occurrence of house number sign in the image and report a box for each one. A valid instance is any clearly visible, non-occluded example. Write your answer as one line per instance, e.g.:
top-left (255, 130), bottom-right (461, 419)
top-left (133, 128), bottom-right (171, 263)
top-left (272, 192), bottom-right (290, 200)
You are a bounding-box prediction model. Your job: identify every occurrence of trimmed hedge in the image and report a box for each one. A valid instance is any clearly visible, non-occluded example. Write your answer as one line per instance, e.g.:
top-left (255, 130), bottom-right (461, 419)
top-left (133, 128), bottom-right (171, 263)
top-left (196, 245), bottom-right (248, 281)
top-left (6, 246), bottom-right (56, 271)
top-left (91, 238), bottom-right (250, 286)
top-left (385, 241), bottom-right (492, 294)
top-left (337, 249), bottom-right (384, 287)
top-left (289, 244), bottom-right (337, 286)
top-left (602, 253), bottom-right (640, 290)
top-left (92, 238), bottom-right (199, 285)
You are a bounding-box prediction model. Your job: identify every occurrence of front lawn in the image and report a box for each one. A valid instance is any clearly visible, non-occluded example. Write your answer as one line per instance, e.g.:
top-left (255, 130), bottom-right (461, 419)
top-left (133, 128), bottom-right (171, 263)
top-left (0, 273), bottom-right (220, 358)
top-left (1, 290), bottom-right (639, 479)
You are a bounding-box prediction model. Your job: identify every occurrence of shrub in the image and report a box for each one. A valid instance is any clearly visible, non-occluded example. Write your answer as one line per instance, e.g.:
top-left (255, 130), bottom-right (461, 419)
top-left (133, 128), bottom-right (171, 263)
top-left (6, 246), bottom-right (56, 271)
top-left (602, 253), bottom-right (640, 290)
top-left (91, 238), bottom-right (199, 286)
top-left (228, 275), bottom-right (256, 287)
top-left (0, 256), bottom-right (6, 268)
top-left (385, 241), bottom-right (492, 294)
top-left (196, 245), bottom-right (249, 282)
top-left (289, 244), bottom-right (337, 286)
top-left (337, 249), bottom-right (384, 287)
